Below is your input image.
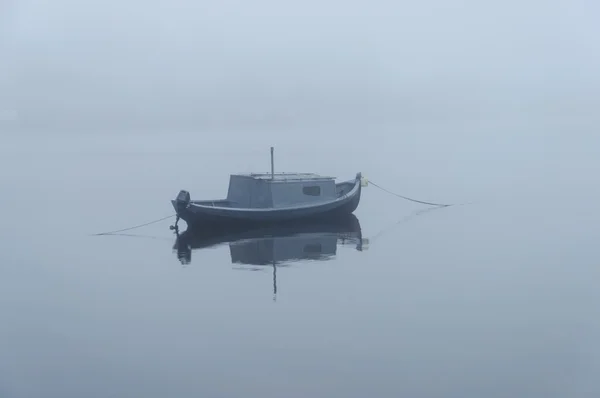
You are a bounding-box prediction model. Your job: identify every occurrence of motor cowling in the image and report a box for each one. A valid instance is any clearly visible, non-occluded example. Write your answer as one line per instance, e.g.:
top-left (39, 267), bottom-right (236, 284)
top-left (175, 190), bottom-right (191, 211)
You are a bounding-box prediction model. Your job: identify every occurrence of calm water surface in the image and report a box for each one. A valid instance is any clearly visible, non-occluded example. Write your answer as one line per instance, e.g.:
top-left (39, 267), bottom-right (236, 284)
top-left (1, 125), bottom-right (599, 397)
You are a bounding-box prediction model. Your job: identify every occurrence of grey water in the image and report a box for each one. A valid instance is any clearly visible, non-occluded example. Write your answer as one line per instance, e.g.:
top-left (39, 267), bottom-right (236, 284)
top-left (1, 125), bottom-right (599, 398)
top-left (2, 1), bottom-right (600, 397)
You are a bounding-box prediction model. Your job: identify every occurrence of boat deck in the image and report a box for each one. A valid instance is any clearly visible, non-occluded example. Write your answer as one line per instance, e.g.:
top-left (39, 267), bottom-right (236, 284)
top-left (235, 172), bottom-right (335, 181)
top-left (192, 180), bottom-right (356, 209)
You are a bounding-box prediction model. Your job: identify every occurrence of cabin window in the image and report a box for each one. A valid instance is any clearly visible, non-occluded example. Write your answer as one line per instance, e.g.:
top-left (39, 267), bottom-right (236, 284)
top-left (303, 185), bottom-right (321, 196)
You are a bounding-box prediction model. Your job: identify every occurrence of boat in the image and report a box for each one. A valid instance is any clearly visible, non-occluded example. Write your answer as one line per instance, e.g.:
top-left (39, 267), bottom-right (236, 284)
top-left (171, 147), bottom-right (366, 230)
top-left (173, 213), bottom-right (367, 266)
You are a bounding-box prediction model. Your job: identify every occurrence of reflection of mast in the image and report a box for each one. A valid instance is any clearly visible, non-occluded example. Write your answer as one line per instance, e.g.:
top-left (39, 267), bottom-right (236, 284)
top-left (273, 259), bottom-right (277, 302)
top-left (173, 213), bottom-right (366, 298)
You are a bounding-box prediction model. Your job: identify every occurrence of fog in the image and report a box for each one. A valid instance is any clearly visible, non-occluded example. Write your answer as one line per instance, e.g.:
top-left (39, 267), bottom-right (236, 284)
top-left (2, 3), bottom-right (600, 397)
top-left (1, 0), bottom-right (598, 131)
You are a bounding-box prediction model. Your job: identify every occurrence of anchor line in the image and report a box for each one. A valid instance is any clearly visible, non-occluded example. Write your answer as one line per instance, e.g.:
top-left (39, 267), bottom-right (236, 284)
top-left (95, 233), bottom-right (174, 241)
top-left (368, 181), bottom-right (453, 207)
top-left (92, 214), bottom-right (176, 236)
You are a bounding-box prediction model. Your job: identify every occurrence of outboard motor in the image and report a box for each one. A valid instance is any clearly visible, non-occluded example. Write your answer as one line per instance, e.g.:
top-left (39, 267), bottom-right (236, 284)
top-left (175, 190), bottom-right (191, 212)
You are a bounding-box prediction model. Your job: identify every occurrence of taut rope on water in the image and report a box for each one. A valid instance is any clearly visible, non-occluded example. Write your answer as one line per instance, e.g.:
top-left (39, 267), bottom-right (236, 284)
top-left (368, 180), bottom-right (453, 207)
top-left (92, 214), bottom-right (175, 236)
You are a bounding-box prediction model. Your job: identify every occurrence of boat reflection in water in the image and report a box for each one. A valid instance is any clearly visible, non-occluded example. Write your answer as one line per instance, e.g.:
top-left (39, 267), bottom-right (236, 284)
top-left (174, 214), bottom-right (366, 265)
top-left (173, 214), bottom-right (367, 298)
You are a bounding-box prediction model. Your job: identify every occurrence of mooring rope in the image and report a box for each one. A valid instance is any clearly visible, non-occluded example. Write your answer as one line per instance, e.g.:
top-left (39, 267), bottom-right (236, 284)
top-left (368, 180), bottom-right (453, 207)
top-left (92, 214), bottom-right (175, 236)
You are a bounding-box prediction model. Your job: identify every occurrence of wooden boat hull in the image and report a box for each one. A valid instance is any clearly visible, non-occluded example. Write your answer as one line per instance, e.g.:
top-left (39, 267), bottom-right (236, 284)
top-left (172, 173), bottom-right (362, 230)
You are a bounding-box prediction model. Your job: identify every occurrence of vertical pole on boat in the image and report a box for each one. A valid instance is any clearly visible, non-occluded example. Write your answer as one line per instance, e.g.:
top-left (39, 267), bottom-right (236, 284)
top-left (270, 146), bottom-right (275, 180)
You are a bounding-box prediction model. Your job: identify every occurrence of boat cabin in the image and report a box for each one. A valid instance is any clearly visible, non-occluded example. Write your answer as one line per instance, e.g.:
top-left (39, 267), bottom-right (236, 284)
top-left (226, 172), bottom-right (337, 209)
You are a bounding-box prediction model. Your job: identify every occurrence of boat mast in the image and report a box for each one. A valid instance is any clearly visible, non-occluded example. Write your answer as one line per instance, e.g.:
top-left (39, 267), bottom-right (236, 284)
top-left (270, 146), bottom-right (275, 180)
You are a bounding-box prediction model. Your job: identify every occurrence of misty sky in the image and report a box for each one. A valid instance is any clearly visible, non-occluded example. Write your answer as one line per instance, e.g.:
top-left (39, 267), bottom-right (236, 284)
top-left (1, 0), bottom-right (598, 130)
